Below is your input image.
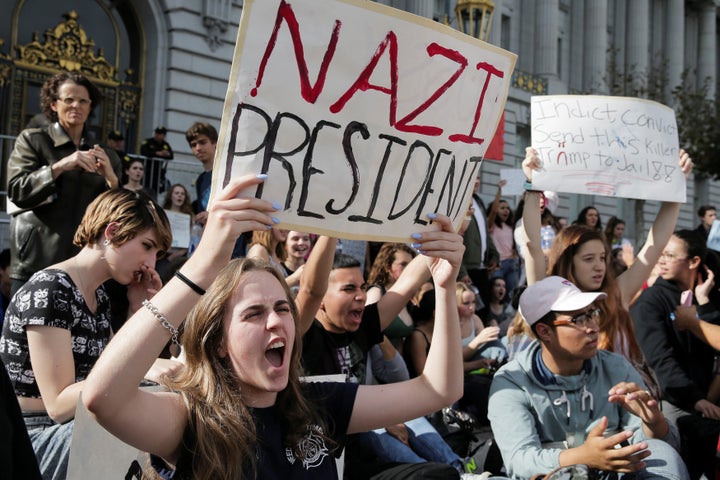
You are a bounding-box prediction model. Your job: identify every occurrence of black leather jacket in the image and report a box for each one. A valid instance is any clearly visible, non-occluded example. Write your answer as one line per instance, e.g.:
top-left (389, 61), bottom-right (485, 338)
top-left (6, 123), bottom-right (122, 281)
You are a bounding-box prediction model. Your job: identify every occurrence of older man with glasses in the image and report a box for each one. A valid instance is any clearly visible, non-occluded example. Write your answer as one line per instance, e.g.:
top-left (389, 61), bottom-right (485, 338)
top-left (488, 276), bottom-right (687, 480)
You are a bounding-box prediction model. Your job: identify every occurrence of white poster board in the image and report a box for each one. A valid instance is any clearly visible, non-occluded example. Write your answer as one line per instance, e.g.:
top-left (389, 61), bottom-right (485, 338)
top-left (530, 95), bottom-right (685, 202)
top-left (164, 211), bottom-right (191, 249)
top-left (499, 168), bottom-right (526, 196)
top-left (707, 220), bottom-right (720, 252)
top-left (212, 0), bottom-right (516, 241)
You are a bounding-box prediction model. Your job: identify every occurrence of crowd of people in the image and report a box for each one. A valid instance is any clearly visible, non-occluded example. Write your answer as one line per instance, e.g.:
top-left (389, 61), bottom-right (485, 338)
top-left (1, 70), bottom-right (719, 480)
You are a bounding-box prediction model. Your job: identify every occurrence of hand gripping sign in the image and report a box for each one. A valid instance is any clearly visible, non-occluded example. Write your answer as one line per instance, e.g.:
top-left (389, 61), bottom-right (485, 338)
top-left (211, 0), bottom-right (516, 241)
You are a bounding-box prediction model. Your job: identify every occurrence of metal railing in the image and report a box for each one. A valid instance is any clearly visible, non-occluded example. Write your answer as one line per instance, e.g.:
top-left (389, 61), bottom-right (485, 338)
top-left (0, 133), bottom-right (170, 197)
top-left (0, 133), bottom-right (171, 248)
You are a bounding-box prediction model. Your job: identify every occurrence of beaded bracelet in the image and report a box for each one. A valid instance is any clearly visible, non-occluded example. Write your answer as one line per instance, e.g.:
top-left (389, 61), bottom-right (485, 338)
top-left (142, 299), bottom-right (181, 357)
top-left (174, 271), bottom-right (206, 295)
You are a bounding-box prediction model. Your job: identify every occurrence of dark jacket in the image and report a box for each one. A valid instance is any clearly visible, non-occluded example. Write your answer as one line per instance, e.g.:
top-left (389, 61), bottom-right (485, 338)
top-left (6, 123), bottom-right (122, 281)
top-left (459, 194), bottom-right (499, 279)
top-left (630, 277), bottom-right (719, 411)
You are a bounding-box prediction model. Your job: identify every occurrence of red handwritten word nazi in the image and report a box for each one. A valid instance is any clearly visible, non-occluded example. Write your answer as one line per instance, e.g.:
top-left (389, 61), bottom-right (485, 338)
top-left (249, 0), bottom-right (505, 146)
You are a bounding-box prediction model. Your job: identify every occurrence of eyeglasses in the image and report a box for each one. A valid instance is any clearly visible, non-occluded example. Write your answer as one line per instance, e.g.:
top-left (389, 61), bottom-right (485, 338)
top-left (552, 308), bottom-right (601, 329)
top-left (659, 251), bottom-right (687, 262)
top-left (57, 97), bottom-right (91, 107)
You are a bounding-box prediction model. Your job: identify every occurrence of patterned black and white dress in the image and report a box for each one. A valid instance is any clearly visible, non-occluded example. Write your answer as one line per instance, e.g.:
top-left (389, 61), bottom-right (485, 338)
top-left (0, 269), bottom-right (112, 399)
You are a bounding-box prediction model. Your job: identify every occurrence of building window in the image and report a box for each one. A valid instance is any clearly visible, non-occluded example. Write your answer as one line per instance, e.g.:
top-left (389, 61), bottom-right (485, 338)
top-left (501, 14), bottom-right (510, 51)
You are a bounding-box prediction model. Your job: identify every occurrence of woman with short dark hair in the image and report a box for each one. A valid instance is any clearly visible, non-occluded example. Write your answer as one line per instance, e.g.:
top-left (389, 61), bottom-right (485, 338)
top-left (7, 71), bottom-right (123, 295)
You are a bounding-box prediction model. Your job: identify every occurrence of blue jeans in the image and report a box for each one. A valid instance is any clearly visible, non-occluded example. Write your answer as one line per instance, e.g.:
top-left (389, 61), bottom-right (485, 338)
top-left (497, 258), bottom-right (519, 297)
top-left (622, 438), bottom-right (689, 480)
top-left (357, 416), bottom-right (463, 471)
top-left (24, 413), bottom-right (74, 480)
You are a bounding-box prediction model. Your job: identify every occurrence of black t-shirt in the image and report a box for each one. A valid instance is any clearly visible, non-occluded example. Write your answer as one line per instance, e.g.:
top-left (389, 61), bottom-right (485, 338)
top-left (0, 357), bottom-right (41, 479)
top-left (156, 381), bottom-right (358, 479)
top-left (301, 303), bottom-right (383, 383)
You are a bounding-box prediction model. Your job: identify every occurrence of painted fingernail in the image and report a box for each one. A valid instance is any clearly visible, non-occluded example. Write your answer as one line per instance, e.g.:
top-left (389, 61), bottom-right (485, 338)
top-left (265, 224), bottom-right (273, 229)
top-left (272, 216), bottom-right (281, 224)
top-left (417, 249), bottom-right (427, 255)
top-left (256, 173), bottom-right (268, 180)
top-left (411, 243), bottom-right (422, 249)
top-left (272, 201), bottom-right (283, 210)
top-left (411, 233), bottom-right (422, 240)
top-left (427, 213), bottom-right (437, 220)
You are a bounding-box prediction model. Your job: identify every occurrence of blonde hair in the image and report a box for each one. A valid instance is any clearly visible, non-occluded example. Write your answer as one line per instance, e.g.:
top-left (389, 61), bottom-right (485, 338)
top-left (455, 282), bottom-right (474, 306)
top-left (73, 189), bottom-right (172, 254)
top-left (165, 258), bottom-right (332, 480)
top-left (250, 229), bottom-right (287, 262)
top-left (507, 310), bottom-right (535, 341)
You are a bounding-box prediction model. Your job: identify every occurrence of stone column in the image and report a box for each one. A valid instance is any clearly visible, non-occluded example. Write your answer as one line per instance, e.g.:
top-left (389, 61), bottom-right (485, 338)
top-left (569, 0), bottom-right (585, 91)
top-left (698, 2), bottom-right (716, 98)
top-left (535, 0), bottom-right (559, 76)
top-left (583, 0), bottom-right (608, 92)
top-left (518, 0), bottom-right (536, 71)
top-left (666, 0), bottom-right (685, 92)
top-left (626, 0), bottom-right (649, 90)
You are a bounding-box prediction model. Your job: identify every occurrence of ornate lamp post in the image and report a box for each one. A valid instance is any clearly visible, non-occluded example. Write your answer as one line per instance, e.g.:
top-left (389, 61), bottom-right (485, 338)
top-left (455, 0), bottom-right (495, 42)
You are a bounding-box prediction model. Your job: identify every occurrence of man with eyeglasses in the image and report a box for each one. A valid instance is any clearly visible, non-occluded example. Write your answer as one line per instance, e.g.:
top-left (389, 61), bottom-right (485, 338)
top-left (488, 276), bottom-right (686, 480)
top-left (630, 229), bottom-right (720, 480)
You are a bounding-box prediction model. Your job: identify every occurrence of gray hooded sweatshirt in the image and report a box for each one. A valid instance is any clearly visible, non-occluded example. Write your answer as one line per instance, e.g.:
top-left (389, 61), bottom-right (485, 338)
top-left (488, 340), bottom-right (680, 478)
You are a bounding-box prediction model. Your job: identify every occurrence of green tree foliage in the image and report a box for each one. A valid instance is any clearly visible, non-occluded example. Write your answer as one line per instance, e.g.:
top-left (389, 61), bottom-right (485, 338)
top-left (672, 73), bottom-right (720, 180)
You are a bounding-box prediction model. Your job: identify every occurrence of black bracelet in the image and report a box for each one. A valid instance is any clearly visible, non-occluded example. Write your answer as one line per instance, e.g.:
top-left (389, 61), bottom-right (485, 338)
top-left (174, 271), bottom-right (206, 295)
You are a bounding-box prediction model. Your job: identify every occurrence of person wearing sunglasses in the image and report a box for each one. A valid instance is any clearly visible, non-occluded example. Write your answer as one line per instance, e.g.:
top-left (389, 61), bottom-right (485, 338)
top-left (488, 276), bottom-right (686, 480)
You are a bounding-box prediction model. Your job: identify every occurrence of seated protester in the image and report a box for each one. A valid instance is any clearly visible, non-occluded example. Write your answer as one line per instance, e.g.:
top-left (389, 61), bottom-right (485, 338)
top-left (361, 336), bottom-right (471, 475)
top-left (457, 283), bottom-right (503, 425)
top-left (405, 285), bottom-right (436, 379)
top-left (366, 243), bottom-right (418, 353)
top-left (630, 230), bottom-right (720, 480)
top-left (478, 276), bottom-right (515, 337)
top-left (0, 189), bottom-right (177, 480)
top-left (489, 276), bottom-right (687, 480)
top-left (281, 230), bottom-right (311, 291)
top-left (295, 236), bottom-right (473, 479)
top-left (83, 179), bottom-right (466, 480)
top-left (247, 227), bottom-right (288, 274)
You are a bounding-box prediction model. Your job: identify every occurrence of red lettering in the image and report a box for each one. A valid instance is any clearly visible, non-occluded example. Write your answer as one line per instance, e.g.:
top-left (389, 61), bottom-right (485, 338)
top-left (394, 43), bottom-right (468, 136)
top-left (448, 62), bottom-right (504, 145)
top-left (329, 32), bottom-right (399, 126)
top-left (251, 0), bottom-right (341, 104)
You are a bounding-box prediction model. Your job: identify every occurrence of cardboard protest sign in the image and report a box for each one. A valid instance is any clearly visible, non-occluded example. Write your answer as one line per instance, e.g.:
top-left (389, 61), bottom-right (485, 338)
top-left (530, 95), bottom-right (685, 202)
top-left (500, 168), bottom-right (526, 196)
top-left (164, 210), bottom-right (191, 249)
top-left (212, 0), bottom-right (516, 241)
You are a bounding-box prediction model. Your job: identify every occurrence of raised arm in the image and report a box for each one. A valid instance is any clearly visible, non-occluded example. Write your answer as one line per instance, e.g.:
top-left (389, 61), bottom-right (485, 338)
top-left (616, 150), bottom-right (693, 307)
top-left (295, 235), bottom-right (338, 335)
top-left (522, 147), bottom-right (547, 285)
top-left (486, 180), bottom-right (506, 231)
top-left (83, 174), bottom-right (277, 461)
top-left (348, 214), bottom-right (464, 432)
top-left (377, 254), bottom-right (430, 331)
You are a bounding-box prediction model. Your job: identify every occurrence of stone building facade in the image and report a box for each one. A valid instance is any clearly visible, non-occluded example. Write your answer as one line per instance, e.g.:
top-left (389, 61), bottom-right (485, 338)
top-left (1, 0), bottom-right (718, 246)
